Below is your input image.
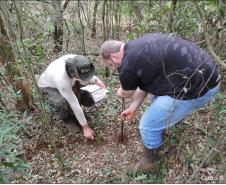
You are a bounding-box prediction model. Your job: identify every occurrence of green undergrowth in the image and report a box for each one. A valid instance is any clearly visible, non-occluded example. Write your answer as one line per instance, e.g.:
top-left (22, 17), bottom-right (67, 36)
top-left (0, 109), bottom-right (32, 183)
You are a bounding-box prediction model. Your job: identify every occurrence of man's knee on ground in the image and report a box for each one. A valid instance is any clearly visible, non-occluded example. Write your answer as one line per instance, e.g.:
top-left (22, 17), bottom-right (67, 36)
top-left (42, 89), bottom-right (70, 120)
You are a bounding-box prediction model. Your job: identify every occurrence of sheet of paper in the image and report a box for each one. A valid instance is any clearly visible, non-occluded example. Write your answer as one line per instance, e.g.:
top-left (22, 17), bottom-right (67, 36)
top-left (92, 88), bottom-right (108, 103)
top-left (80, 84), bottom-right (108, 103)
top-left (80, 84), bottom-right (101, 93)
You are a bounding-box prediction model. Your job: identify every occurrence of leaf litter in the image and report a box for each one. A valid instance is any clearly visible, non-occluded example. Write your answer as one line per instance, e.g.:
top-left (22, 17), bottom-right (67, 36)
top-left (12, 66), bottom-right (226, 183)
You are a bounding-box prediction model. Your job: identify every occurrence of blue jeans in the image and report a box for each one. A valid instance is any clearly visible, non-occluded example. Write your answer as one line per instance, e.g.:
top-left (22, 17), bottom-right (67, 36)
top-left (139, 85), bottom-right (220, 149)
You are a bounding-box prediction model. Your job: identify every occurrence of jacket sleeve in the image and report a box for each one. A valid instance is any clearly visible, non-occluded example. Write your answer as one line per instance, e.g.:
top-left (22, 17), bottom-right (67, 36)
top-left (57, 85), bottom-right (87, 126)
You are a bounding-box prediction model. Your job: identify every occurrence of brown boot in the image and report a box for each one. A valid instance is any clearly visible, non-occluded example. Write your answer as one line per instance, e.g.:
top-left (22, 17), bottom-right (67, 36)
top-left (127, 147), bottom-right (156, 174)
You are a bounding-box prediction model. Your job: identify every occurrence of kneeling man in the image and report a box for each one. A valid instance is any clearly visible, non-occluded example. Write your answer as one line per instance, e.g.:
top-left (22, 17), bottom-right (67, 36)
top-left (37, 54), bottom-right (106, 140)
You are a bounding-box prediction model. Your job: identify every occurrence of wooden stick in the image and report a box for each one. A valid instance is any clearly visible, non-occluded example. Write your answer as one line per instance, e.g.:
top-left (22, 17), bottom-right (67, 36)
top-left (120, 98), bottom-right (125, 141)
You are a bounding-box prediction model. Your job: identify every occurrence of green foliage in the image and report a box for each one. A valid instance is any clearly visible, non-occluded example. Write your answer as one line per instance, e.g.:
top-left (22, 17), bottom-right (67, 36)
top-left (0, 66), bottom-right (20, 109)
top-left (171, 1), bottom-right (199, 38)
top-left (47, 23), bottom-right (55, 34)
top-left (120, 2), bottom-right (132, 17)
top-left (6, 86), bottom-right (22, 100)
top-left (124, 1), bottom-right (207, 40)
top-left (125, 1), bottom-right (170, 40)
top-left (95, 67), bottom-right (106, 78)
top-left (0, 110), bottom-right (31, 183)
top-left (19, 37), bottom-right (46, 60)
top-left (213, 93), bottom-right (226, 122)
top-left (16, 5), bottom-right (55, 75)
top-left (127, 32), bottom-right (137, 40)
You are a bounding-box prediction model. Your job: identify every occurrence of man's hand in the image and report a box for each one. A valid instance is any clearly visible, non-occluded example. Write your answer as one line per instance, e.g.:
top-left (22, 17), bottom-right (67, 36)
top-left (120, 107), bottom-right (135, 121)
top-left (89, 76), bottom-right (106, 88)
top-left (82, 125), bottom-right (95, 140)
top-left (95, 79), bottom-right (106, 88)
top-left (120, 88), bottom-right (147, 121)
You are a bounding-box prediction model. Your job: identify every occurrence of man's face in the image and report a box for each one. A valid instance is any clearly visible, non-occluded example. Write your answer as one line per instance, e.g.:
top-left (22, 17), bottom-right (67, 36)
top-left (105, 57), bottom-right (119, 71)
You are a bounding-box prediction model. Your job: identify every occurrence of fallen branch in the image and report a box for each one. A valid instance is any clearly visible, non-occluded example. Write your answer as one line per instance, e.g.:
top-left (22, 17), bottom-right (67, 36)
top-left (187, 136), bottom-right (226, 183)
top-left (195, 39), bottom-right (206, 45)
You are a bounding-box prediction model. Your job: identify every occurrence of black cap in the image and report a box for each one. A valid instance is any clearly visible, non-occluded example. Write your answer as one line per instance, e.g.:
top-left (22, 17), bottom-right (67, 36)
top-left (65, 55), bottom-right (95, 80)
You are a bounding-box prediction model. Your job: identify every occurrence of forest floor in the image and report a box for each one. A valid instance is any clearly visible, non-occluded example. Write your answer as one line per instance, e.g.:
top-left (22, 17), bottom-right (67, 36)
top-left (13, 60), bottom-right (226, 184)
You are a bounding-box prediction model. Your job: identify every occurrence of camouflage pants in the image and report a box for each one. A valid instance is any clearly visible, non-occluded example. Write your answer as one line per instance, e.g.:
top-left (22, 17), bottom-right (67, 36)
top-left (39, 86), bottom-right (95, 121)
top-left (39, 87), bottom-right (73, 121)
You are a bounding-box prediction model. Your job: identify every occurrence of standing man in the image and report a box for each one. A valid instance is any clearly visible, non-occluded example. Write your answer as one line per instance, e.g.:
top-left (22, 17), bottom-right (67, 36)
top-left (100, 33), bottom-right (221, 173)
top-left (37, 54), bottom-right (106, 140)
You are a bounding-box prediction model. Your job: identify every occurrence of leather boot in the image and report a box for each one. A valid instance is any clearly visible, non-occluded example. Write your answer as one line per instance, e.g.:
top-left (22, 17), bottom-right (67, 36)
top-left (127, 147), bottom-right (157, 174)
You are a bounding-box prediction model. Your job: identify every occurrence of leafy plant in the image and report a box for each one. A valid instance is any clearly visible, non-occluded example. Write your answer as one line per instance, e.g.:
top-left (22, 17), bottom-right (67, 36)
top-left (171, 1), bottom-right (199, 38)
top-left (0, 110), bottom-right (31, 183)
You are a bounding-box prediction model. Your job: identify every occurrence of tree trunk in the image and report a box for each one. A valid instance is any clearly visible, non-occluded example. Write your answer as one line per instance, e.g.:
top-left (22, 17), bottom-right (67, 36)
top-left (132, 2), bottom-right (143, 25)
top-left (113, 0), bottom-right (120, 39)
top-left (78, 0), bottom-right (86, 55)
top-left (167, 0), bottom-right (177, 32)
top-left (52, 0), bottom-right (63, 53)
top-left (128, 0), bottom-right (133, 33)
top-left (0, 11), bottom-right (34, 111)
top-left (80, 1), bottom-right (90, 28)
top-left (102, 0), bottom-right (113, 40)
top-left (91, 0), bottom-right (99, 38)
top-left (158, 0), bottom-right (163, 25)
top-left (102, 0), bottom-right (107, 40)
top-left (105, 1), bottom-right (112, 39)
top-left (13, 1), bottom-right (24, 40)
top-left (52, 0), bottom-right (69, 53)
top-left (101, 0), bottom-right (110, 77)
